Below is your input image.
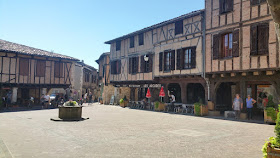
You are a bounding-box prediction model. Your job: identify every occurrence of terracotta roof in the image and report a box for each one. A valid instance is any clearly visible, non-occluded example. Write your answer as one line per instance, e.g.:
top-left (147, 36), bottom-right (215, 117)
top-left (0, 39), bottom-right (78, 61)
top-left (105, 9), bottom-right (204, 44)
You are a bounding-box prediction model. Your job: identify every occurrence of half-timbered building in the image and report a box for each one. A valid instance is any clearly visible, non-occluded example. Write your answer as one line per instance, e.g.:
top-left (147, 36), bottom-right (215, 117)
top-left (205, 0), bottom-right (280, 117)
top-left (105, 10), bottom-right (206, 104)
top-left (0, 39), bottom-right (78, 105)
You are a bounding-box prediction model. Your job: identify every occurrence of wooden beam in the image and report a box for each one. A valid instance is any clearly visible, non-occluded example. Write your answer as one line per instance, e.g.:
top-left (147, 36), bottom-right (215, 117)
top-left (241, 72), bottom-right (247, 76)
top-left (230, 73), bottom-right (236, 77)
top-left (266, 70), bottom-right (275, 76)
top-left (253, 71), bottom-right (260, 76)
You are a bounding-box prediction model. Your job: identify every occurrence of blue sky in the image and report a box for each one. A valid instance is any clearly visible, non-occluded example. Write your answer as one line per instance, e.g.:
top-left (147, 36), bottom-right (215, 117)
top-left (0, 0), bottom-right (204, 68)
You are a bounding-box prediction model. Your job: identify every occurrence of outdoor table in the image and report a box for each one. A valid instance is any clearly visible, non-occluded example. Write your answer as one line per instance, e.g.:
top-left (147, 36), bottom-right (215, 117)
top-left (185, 104), bottom-right (194, 114)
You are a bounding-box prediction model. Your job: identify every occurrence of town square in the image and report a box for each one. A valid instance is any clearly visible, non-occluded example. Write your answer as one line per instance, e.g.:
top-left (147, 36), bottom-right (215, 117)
top-left (0, 0), bottom-right (280, 157)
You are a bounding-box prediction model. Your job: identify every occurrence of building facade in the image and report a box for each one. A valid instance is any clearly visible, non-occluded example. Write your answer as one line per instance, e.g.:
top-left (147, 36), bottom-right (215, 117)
top-left (96, 52), bottom-right (115, 104)
top-left (0, 39), bottom-right (78, 105)
top-left (105, 10), bottom-right (206, 104)
top-left (205, 0), bottom-right (280, 115)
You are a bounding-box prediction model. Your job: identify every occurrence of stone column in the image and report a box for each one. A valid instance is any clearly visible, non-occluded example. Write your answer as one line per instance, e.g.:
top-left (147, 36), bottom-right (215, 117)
top-left (11, 87), bottom-right (18, 103)
top-left (180, 83), bottom-right (187, 104)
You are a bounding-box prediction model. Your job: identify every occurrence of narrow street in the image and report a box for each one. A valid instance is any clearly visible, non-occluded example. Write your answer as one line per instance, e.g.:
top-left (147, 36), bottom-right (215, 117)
top-left (0, 103), bottom-right (274, 158)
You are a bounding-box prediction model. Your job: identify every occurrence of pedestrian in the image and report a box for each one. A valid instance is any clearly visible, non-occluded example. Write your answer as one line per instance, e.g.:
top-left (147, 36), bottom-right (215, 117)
top-left (84, 93), bottom-right (88, 103)
top-left (232, 94), bottom-right (243, 119)
top-left (6, 91), bottom-right (12, 109)
top-left (246, 95), bottom-right (256, 120)
top-left (89, 92), bottom-right (93, 103)
top-left (44, 94), bottom-right (50, 108)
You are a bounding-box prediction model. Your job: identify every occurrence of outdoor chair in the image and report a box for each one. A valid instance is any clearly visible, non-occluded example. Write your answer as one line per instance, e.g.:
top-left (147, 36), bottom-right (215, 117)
top-left (150, 102), bottom-right (154, 111)
top-left (136, 101), bottom-right (141, 109)
top-left (181, 104), bottom-right (187, 113)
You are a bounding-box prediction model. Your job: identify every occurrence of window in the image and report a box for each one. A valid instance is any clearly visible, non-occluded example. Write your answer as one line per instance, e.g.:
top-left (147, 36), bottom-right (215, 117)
top-left (130, 36), bottom-right (134, 48)
top-left (140, 54), bottom-right (153, 73)
top-left (111, 60), bottom-right (121, 74)
top-left (251, 0), bottom-right (266, 5)
top-left (116, 41), bottom-right (121, 51)
top-left (220, 0), bottom-right (233, 14)
top-left (212, 29), bottom-right (239, 60)
top-left (54, 62), bottom-right (63, 77)
top-left (19, 58), bottom-right (29, 76)
top-left (175, 20), bottom-right (183, 35)
top-left (251, 23), bottom-right (269, 55)
top-left (221, 33), bottom-right (233, 58)
top-left (91, 75), bottom-right (94, 83)
top-left (84, 73), bottom-right (90, 82)
top-left (164, 50), bottom-right (175, 71)
top-left (138, 33), bottom-right (144, 46)
top-left (36, 60), bottom-right (46, 77)
top-left (129, 57), bottom-right (139, 74)
top-left (176, 47), bottom-right (196, 69)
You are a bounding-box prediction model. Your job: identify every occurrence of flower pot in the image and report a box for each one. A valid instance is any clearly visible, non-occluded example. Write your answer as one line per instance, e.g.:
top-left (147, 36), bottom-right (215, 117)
top-left (158, 102), bottom-right (165, 111)
top-left (264, 110), bottom-right (278, 124)
top-left (208, 101), bottom-right (214, 111)
top-left (267, 144), bottom-right (280, 158)
top-left (194, 105), bottom-right (208, 116)
top-left (59, 106), bottom-right (82, 120)
top-left (240, 113), bottom-right (247, 120)
top-left (120, 102), bottom-right (125, 108)
top-left (124, 100), bottom-right (129, 107)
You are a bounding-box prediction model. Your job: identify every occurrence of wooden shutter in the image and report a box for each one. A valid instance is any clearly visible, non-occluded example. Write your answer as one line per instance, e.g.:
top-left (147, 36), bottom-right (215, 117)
top-left (118, 60), bottom-right (121, 74)
top-left (136, 57), bottom-right (139, 73)
top-left (149, 54), bottom-right (153, 72)
top-left (19, 58), bottom-right (29, 76)
top-left (176, 49), bottom-right (182, 70)
top-left (258, 23), bottom-right (269, 55)
top-left (191, 47), bottom-right (196, 68)
top-left (129, 58), bottom-right (132, 74)
top-left (226, 0), bottom-right (233, 12)
top-left (213, 34), bottom-right (220, 60)
top-left (36, 60), bottom-right (46, 77)
top-left (251, 0), bottom-right (259, 5)
top-left (159, 52), bottom-right (163, 71)
top-left (140, 55), bottom-right (145, 73)
top-left (251, 25), bottom-right (258, 55)
top-left (55, 62), bottom-right (63, 77)
top-left (171, 50), bottom-right (175, 70)
top-left (232, 29), bottom-right (240, 57)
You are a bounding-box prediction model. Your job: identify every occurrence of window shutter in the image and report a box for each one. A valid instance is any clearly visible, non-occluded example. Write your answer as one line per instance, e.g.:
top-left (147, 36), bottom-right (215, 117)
top-left (232, 29), bottom-right (240, 57)
top-left (149, 54), bottom-right (153, 72)
top-left (213, 34), bottom-right (220, 60)
top-left (191, 47), bottom-right (196, 68)
top-left (219, 0), bottom-right (224, 14)
top-left (159, 52), bottom-right (163, 71)
top-left (140, 55), bottom-right (145, 73)
top-left (171, 50), bottom-right (175, 70)
top-left (118, 60), bottom-right (121, 74)
top-left (226, 0), bottom-right (233, 12)
top-left (129, 58), bottom-right (132, 74)
top-left (136, 57), bottom-right (139, 73)
top-left (176, 49), bottom-right (182, 70)
top-left (110, 62), bottom-right (114, 74)
top-left (251, 25), bottom-right (258, 55)
top-left (19, 59), bottom-right (29, 76)
top-left (258, 23), bottom-right (269, 55)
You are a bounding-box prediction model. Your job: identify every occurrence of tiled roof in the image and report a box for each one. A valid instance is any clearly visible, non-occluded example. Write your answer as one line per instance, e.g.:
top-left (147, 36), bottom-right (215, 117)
top-left (0, 39), bottom-right (78, 61)
top-left (95, 52), bottom-right (110, 64)
top-left (105, 9), bottom-right (204, 44)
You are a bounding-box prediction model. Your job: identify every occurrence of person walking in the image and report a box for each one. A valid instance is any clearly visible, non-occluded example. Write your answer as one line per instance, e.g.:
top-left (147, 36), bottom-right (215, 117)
top-left (232, 94), bottom-right (243, 119)
top-left (89, 92), bottom-right (93, 104)
top-left (246, 95), bottom-right (256, 120)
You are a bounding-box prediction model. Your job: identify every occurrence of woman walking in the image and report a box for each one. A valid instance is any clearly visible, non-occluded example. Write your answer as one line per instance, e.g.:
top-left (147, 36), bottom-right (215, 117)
top-left (246, 95), bottom-right (256, 120)
top-left (232, 94), bottom-right (243, 119)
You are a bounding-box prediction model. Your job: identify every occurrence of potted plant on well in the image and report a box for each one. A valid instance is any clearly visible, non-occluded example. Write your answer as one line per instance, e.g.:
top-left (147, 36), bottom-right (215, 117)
top-left (194, 102), bottom-right (208, 116)
top-left (119, 98), bottom-right (125, 108)
top-left (264, 95), bottom-right (278, 124)
top-left (262, 105), bottom-right (280, 158)
top-left (58, 100), bottom-right (82, 120)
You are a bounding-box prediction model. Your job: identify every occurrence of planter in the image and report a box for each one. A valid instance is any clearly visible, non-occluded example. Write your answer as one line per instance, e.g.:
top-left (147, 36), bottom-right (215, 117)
top-left (99, 100), bottom-right (103, 104)
top-left (194, 105), bottom-right (208, 116)
top-left (264, 110), bottom-right (278, 124)
top-left (267, 144), bottom-right (280, 158)
top-left (120, 100), bottom-right (128, 108)
top-left (155, 102), bottom-right (166, 111)
top-left (208, 111), bottom-right (220, 116)
top-left (59, 106), bottom-right (82, 120)
top-left (240, 113), bottom-right (247, 120)
top-left (208, 101), bottom-right (214, 111)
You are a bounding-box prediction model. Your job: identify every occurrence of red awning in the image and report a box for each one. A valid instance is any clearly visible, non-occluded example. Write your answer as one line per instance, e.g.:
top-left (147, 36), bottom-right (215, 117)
top-left (159, 86), bottom-right (165, 97)
top-left (146, 88), bottom-right (151, 98)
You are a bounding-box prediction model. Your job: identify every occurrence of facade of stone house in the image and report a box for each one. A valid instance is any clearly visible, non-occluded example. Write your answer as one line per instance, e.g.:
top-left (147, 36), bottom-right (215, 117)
top-left (0, 39), bottom-right (78, 105)
top-left (204, 0), bottom-right (280, 115)
top-left (105, 10), bottom-right (206, 104)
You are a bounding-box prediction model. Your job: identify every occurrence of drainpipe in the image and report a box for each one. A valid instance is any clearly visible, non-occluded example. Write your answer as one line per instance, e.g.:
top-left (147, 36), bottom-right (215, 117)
top-left (201, 11), bottom-right (210, 101)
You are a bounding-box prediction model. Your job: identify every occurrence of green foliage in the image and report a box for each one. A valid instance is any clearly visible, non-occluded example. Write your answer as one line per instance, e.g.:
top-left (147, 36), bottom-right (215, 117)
top-left (194, 102), bottom-right (202, 116)
top-left (119, 99), bottom-right (124, 104)
top-left (123, 96), bottom-right (127, 101)
top-left (154, 101), bottom-right (159, 109)
top-left (65, 101), bottom-right (78, 106)
top-left (262, 137), bottom-right (277, 158)
top-left (266, 107), bottom-right (277, 121)
top-left (275, 105), bottom-right (280, 144)
top-left (267, 95), bottom-right (277, 109)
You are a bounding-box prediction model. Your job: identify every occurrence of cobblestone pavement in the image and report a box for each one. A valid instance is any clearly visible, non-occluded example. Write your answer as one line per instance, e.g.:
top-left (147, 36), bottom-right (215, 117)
top-left (0, 103), bottom-right (275, 158)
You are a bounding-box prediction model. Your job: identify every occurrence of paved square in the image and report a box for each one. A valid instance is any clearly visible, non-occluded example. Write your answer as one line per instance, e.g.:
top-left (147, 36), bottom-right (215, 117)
top-left (0, 103), bottom-right (275, 158)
